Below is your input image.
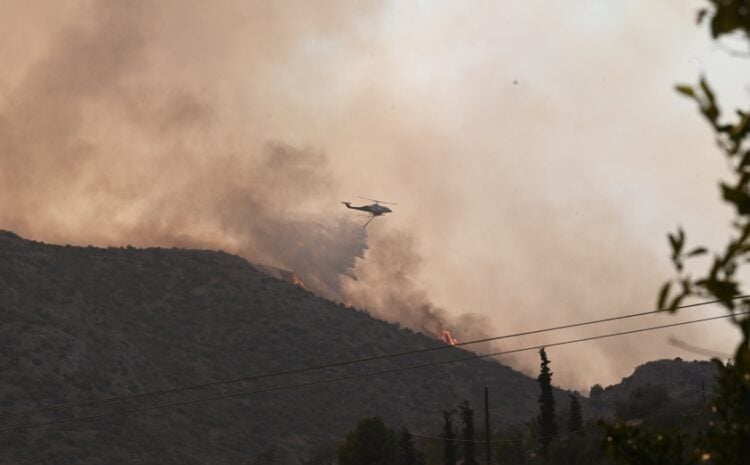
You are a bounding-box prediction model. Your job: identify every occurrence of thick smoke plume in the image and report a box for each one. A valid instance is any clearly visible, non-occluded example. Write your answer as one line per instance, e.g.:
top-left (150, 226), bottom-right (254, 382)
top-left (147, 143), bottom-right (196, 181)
top-left (2, 0), bottom-right (739, 389)
top-left (0, 0), bottom-right (367, 298)
top-left (0, 0), bottom-right (475, 343)
top-left (342, 229), bottom-right (495, 347)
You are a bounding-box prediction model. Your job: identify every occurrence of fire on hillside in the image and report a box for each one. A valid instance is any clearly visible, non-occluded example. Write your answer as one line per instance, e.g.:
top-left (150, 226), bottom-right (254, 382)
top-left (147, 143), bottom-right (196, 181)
top-left (440, 329), bottom-right (458, 346)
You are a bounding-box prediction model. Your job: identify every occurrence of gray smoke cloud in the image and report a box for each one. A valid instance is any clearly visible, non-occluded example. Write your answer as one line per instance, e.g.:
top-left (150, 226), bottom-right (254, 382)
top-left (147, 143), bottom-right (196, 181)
top-left (342, 229), bottom-right (495, 347)
top-left (0, 0), bottom-right (473, 341)
top-left (1, 0), bottom-right (740, 390)
top-left (0, 0), bottom-right (372, 299)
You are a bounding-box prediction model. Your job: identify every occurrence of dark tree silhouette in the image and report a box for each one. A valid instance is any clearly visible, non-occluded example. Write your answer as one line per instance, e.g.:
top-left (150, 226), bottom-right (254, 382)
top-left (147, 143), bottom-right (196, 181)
top-left (338, 416), bottom-right (397, 465)
top-left (567, 393), bottom-right (583, 435)
top-left (398, 427), bottom-right (417, 465)
top-left (460, 401), bottom-right (479, 465)
top-left (537, 347), bottom-right (557, 455)
top-left (441, 409), bottom-right (457, 465)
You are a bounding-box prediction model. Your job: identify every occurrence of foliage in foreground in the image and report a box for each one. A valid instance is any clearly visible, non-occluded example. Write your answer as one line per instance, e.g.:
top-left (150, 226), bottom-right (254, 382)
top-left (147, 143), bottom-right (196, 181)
top-left (603, 2), bottom-right (750, 464)
top-left (337, 417), bottom-right (424, 465)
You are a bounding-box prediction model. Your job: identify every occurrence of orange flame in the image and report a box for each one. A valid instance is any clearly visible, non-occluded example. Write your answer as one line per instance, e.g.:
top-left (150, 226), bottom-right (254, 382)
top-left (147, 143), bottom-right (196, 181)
top-left (290, 274), bottom-right (309, 291)
top-left (440, 329), bottom-right (458, 346)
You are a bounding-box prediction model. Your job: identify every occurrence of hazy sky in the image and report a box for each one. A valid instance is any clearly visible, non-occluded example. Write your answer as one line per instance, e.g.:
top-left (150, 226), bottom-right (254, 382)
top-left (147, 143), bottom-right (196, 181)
top-left (2, 0), bottom-right (750, 390)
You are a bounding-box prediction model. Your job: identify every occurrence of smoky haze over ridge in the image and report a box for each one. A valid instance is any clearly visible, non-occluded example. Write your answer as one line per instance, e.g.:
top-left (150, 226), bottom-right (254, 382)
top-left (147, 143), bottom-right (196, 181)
top-left (0, 0), bottom-right (741, 389)
top-left (0, 0), bottom-right (368, 300)
top-left (0, 0), bottom-right (479, 351)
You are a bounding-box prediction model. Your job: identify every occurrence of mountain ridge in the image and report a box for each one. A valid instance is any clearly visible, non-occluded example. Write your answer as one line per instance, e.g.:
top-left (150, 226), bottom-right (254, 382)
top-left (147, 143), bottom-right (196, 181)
top-left (0, 230), bottom-right (721, 463)
top-left (0, 230), bottom-right (557, 464)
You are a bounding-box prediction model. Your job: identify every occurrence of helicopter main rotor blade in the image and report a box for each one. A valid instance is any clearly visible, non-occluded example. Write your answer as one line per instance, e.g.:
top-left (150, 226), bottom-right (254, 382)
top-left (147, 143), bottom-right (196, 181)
top-left (357, 196), bottom-right (398, 205)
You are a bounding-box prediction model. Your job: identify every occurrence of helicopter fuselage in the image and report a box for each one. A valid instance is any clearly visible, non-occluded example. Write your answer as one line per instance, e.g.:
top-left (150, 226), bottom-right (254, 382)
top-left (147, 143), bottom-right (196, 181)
top-left (342, 202), bottom-right (392, 216)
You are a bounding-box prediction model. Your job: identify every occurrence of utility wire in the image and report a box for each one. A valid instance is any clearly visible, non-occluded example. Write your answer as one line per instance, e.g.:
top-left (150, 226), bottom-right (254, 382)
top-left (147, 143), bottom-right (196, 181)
top-left (1, 295), bottom-right (745, 422)
top-left (2, 310), bottom-right (745, 433)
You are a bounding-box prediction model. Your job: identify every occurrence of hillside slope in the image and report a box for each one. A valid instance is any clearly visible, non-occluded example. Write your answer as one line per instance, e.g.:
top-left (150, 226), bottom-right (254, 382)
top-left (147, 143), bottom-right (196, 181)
top-left (0, 231), bottom-right (558, 464)
top-left (588, 358), bottom-right (718, 419)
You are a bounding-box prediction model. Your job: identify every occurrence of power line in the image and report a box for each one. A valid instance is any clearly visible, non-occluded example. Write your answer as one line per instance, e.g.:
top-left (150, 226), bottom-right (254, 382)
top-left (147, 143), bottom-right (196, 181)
top-left (2, 295), bottom-right (744, 422)
top-left (2, 310), bottom-right (745, 433)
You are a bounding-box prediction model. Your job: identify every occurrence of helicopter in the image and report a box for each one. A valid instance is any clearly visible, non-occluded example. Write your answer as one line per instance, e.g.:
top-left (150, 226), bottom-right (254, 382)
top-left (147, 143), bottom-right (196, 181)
top-left (342, 197), bottom-right (396, 228)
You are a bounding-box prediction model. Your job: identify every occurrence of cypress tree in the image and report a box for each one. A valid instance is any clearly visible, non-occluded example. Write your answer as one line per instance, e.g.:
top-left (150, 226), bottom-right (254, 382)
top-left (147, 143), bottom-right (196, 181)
top-left (537, 347), bottom-right (557, 455)
top-left (567, 393), bottom-right (583, 435)
top-left (459, 401), bottom-right (479, 465)
top-left (441, 409), bottom-right (457, 465)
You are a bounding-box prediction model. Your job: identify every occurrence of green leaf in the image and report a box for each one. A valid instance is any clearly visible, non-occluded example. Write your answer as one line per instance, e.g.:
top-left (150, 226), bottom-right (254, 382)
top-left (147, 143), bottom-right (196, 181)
top-left (680, 278), bottom-right (692, 295)
top-left (696, 9), bottom-right (708, 25)
top-left (686, 247), bottom-right (708, 257)
top-left (668, 293), bottom-right (686, 313)
top-left (668, 229), bottom-right (686, 271)
top-left (732, 111), bottom-right (750, 139)
top-left (702, 105), bottom-right (720, 125)
top-left (698, 77), bottom-right (721, 123)
top-left (710, 4), bottom-right (744, 38)
top-left (720, 183), bottom-right (750, 215)
top-left (657, 282), bottom-right (672, 310)
top-left (698, 278), bottom-right (739, 309)
top-left (675, 85), bottom-right (695, 98)
top-left (700, 77), bottom-right (716, 106)
top-left (668, 228), bottom-right (685, 254)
